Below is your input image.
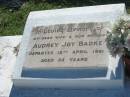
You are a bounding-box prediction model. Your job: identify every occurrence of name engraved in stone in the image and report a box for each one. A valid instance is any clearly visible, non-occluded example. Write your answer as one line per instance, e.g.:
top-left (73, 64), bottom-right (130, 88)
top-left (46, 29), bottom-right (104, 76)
top-left (33, 43), bottom-right (59, 48)
top-left (24, 22), bottom-right (110, 68)
top-left (79, 41), bottom-right (103, 46)
top-left (62, 42), bottom-right (75, 47)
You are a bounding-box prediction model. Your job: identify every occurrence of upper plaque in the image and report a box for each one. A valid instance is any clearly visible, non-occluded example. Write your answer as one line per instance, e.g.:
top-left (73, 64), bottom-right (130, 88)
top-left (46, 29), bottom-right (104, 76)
top-left (23, 22), bottom-right (110, 68)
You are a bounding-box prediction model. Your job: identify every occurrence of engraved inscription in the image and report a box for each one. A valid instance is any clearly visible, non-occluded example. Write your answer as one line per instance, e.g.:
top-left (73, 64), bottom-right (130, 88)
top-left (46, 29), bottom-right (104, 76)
top-left (24, 22), bottom-right (110, 68)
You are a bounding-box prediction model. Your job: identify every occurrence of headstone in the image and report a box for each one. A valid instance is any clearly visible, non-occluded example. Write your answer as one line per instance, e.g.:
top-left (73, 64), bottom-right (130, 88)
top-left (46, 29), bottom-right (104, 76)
top-left (24, 22), bottom-right (110, 69)
top-left (13, 4), bottom-right (125, 89)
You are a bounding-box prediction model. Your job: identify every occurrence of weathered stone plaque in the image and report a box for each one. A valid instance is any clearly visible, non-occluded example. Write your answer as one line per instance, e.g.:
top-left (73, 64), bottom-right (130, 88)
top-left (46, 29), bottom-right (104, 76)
top-left (23, 22), bottom-right (110, 68)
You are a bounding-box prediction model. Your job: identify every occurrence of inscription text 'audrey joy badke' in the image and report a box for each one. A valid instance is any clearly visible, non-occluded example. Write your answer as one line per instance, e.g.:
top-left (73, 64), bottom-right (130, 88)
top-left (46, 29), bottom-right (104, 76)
top-left (24, 22), bottom-right (110, 68)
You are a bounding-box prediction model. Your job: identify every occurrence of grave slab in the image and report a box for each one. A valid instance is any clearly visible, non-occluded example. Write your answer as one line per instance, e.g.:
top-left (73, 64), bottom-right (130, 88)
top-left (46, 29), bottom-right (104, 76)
top-left (13, 4), bottom-right (126, 89)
